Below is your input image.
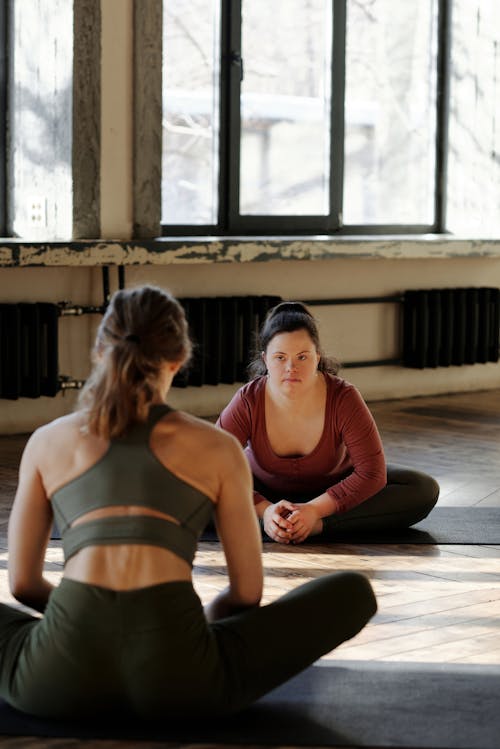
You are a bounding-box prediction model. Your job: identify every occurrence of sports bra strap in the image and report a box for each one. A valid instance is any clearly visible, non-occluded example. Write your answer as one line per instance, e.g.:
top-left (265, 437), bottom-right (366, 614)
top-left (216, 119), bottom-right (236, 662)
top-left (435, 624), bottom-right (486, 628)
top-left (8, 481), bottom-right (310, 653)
top-left (117, 404), bottom-right (174, 445)
top-left (62, 515), bottom-right (197, 566)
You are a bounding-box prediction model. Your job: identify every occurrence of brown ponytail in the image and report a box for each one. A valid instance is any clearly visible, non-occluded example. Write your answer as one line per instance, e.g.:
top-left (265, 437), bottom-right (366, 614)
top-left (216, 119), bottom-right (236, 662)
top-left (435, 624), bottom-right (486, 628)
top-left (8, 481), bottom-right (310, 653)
top-left (78, 285), bottom-right (191, 438)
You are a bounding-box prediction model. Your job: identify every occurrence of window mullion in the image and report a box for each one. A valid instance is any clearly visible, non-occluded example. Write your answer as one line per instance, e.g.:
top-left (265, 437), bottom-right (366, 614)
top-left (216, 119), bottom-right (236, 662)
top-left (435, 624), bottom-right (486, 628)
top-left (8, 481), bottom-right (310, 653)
top-left (218, 0), bottom-right (230, 230)
top-left (0, 1), bottom-right (7, 235)
top-left (434, 0), bottom-right (452, 233)
top-left (224, 0), bottom-right (242, 232)
top-left (328, 0), bottom-right (346, 233)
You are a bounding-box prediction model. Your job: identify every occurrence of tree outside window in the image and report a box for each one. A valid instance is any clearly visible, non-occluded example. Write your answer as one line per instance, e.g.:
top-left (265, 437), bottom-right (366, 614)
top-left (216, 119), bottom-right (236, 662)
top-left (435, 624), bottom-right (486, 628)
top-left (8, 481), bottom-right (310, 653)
top-left (161, 0), bottom-right (499, 236)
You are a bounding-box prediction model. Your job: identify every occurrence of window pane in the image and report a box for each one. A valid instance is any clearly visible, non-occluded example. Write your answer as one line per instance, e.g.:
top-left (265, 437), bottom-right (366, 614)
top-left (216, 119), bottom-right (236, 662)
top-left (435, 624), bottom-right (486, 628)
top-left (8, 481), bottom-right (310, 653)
top-left (240, 0), bottom-right (331, 216)
top-left (162, 0), bottom-right (220, 225)
top-left (9, 0), bottom-right (73, 239)
top-left (447, 0), bottom-right (500, 234)
top-left (344, 0), bottom-right (438, 225)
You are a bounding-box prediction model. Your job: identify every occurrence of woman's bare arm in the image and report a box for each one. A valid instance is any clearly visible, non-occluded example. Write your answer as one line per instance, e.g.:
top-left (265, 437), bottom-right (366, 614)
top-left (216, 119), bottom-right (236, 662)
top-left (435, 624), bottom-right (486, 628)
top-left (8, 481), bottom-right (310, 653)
top-left (8, 429), bottom-right (54, 612)
top-left (204, 433), bottom-right (263, 621)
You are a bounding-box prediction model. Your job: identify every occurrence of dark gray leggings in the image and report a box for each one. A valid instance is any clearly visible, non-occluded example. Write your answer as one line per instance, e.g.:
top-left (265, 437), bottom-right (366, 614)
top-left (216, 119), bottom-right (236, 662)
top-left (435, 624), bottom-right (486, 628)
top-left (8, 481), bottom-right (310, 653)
top-left (256, 463), bottom-right (440, 537)
top-left (0, 573), bottom-right (376, 720)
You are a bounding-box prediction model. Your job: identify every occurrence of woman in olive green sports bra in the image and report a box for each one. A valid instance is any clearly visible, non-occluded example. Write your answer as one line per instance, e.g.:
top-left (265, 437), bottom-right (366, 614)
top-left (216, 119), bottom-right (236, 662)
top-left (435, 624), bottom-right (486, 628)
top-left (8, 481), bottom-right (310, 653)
top-left (0, 284), bottom-right (376, 720)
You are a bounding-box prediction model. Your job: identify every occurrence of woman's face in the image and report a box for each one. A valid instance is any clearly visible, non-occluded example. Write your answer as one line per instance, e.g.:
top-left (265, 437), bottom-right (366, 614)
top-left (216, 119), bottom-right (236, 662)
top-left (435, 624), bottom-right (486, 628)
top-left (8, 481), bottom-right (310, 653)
top-left (263, 329), bottom-right (320, 392)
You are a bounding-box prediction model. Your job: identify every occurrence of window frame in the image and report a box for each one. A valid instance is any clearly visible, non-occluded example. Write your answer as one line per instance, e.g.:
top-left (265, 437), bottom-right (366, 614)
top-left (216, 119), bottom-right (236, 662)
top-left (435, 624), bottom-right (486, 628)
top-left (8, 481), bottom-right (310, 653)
top-left (161, 0), bottom-right (453, 237)
top-left (0, 0), bottom-right (101, 240)
top-left (0, 1), bottom-right (7, 237)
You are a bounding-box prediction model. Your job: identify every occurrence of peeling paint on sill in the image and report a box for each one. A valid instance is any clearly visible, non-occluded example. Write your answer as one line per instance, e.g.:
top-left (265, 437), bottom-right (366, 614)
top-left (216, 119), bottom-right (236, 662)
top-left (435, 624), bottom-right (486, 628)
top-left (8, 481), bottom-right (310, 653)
top-left (0, 235), bottom-right (499, 267)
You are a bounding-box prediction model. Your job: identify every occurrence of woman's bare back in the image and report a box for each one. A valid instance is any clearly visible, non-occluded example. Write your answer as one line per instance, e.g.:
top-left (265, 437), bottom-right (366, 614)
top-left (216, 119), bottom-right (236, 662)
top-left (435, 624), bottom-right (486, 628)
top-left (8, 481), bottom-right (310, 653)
top-left (36, 409), bottom-right (231, 589)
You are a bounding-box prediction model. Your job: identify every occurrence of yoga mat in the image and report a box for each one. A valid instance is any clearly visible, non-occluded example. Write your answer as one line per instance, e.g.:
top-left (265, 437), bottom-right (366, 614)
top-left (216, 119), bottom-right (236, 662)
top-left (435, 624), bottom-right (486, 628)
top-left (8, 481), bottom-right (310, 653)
top-left (198, 507), bottom-right (500, 545)
top-left (51, 508), bottom-right (500, 544)
top-left (1, 661), bottom-right (499, 748)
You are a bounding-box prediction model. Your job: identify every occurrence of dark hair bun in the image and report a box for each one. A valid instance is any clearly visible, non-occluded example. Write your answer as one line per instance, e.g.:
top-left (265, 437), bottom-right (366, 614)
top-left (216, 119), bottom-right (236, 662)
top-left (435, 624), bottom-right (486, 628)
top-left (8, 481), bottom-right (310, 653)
top-left (268, 301), bottom-right (312, 319)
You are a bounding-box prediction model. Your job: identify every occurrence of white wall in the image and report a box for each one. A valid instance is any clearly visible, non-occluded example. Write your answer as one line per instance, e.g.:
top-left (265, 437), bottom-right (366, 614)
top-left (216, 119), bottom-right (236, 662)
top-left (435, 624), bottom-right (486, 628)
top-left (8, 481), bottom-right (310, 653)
top-left (1, 254), bottom-right (499, 433)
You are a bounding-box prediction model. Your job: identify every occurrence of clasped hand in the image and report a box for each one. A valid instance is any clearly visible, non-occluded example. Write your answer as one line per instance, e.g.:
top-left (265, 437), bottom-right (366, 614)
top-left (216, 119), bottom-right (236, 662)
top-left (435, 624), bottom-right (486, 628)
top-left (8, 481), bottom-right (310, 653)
top-left (262, 500), bottom-right (323, 544)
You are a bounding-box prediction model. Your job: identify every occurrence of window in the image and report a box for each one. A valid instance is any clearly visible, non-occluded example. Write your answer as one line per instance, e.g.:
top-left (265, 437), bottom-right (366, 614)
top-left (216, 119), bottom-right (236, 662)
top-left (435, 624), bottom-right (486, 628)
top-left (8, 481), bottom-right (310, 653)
top-left (7, 0), bottom-right (73, 240)
top-left (162, 0), bottom-right (220, 226)
top-left (0, 2), bottom-right (6, 236)
top-left (162, 0), bottom-right (499, 237)
top-left (447, 0), bottom-right (500, 234)
top-left (239, 0), bottom-right (332, 218)
top-left (344, 1), bottom-right (438, 226)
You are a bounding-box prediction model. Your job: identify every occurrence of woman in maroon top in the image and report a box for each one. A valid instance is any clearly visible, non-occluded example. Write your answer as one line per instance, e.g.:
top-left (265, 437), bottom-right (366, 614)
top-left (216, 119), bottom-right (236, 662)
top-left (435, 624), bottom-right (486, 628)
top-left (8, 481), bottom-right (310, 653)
top-left (217, 302), bottom-right (439, 544)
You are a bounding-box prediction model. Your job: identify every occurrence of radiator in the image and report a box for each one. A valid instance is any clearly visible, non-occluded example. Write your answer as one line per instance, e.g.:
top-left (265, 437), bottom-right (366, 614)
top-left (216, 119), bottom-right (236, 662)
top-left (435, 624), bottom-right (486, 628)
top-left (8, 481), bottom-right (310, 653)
top-left (403, 288), bottom-right (500, 368)
top-left (0, 296), bottom-right (282, 398)
top-left (2, 289), bottom-right (499, 399)
top-left (175, 296), bottom-right (282, 387)
top-left (0, 303), bottom-right (59, 399)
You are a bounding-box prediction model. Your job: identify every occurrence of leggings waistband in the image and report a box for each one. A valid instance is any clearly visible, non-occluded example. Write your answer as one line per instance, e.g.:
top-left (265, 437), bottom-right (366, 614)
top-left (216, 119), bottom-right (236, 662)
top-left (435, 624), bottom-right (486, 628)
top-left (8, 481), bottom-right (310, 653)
top-left (47, 577), bottom-right (203, 632)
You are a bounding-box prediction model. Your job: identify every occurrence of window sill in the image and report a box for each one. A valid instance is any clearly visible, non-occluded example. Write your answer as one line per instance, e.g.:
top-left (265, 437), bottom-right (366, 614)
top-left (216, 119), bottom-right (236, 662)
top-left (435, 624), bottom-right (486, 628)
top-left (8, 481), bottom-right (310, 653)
top-left (1, 234), bottom-right (500, 267)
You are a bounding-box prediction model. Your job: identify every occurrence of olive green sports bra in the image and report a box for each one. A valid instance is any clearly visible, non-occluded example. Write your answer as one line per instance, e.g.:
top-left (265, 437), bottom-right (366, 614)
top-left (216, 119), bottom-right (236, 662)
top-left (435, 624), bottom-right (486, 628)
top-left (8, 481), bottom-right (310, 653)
top-left (50, 405), bottom-right (214, 567)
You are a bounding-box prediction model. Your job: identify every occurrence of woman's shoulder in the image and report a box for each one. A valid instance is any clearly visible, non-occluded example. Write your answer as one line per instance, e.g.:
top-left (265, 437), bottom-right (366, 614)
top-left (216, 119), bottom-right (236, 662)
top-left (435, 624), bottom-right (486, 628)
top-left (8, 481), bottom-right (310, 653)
top-left (239, 376), bottom-right (267, 409)
top-left (237, 376), bottom-right (266, 400)
top-left (219, 376), bottom-right (266, 415)
top-left (325, 372), bottom-right (358, 394)
top-left (166, 409), bottom-right (245, 452)
top-left (324, 373), bottom-right (366, 407)
top-left (168, 409), bottom-right (219, 434)
top-left (19, 412), bottom-right (92, 478)
top-left (28, 412), bottom-right (85, 447)
top-left (156, 409), bottom-right (248, 489)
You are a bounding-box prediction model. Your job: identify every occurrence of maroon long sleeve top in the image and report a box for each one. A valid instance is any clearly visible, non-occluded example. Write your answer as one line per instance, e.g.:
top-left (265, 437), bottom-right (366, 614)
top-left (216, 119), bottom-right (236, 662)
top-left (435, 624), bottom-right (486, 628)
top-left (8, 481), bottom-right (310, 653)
top-left (216, 374), bottom-right (387, 513)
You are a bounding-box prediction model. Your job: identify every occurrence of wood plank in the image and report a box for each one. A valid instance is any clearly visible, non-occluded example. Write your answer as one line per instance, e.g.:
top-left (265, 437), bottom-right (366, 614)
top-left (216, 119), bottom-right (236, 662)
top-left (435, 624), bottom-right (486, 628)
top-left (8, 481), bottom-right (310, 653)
top-left (1, 389), bottom-right (500, 749)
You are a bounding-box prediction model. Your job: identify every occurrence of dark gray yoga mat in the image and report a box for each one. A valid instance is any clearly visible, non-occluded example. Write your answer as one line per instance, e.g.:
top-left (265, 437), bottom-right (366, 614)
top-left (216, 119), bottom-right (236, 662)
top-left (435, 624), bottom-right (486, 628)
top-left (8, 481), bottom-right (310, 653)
top-left (1, 661), bottom-right (499, 748)
top-left (198, 507), bottom-right (500, 545)
top-left (327, 506), bottom-right (500, 544)
top-left (52, 507), bottom-right (500, 544)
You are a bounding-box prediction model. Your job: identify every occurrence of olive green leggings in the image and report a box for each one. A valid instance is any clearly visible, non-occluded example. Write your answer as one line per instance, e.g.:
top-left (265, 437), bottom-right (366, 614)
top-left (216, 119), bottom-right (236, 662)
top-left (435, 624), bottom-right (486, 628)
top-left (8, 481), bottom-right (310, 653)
top-left (0, 572), bottom-right (376, 720)
top-left (255, 463), bottom-right (440, 537)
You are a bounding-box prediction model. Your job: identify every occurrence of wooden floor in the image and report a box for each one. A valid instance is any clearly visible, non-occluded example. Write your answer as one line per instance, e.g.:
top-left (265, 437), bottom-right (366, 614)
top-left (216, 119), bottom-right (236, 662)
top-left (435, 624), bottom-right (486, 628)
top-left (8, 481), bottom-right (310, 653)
top-left (0, 387), bottom-right (500, 748)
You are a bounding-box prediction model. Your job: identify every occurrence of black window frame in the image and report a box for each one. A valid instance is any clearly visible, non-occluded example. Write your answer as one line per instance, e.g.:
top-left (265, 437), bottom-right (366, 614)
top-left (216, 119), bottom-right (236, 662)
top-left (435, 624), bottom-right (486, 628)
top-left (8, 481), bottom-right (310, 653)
top-left (161, 0), bottom-right (452, 238)
top-left (0, 0), bottom-right (7, 237)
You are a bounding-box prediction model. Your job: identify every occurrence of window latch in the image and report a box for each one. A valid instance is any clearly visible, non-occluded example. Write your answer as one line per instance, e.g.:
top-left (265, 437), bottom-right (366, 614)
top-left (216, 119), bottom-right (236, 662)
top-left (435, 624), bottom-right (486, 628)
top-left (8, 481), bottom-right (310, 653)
top-left (230, 51), bottom-right (244, 82)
